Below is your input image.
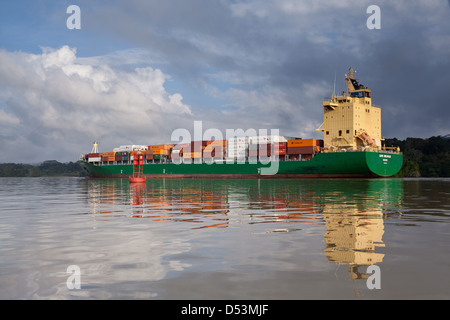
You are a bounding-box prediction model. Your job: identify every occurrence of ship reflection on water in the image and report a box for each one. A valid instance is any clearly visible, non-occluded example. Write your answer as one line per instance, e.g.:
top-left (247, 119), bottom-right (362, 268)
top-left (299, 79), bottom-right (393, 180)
top-left (83, 178), bottom-right (403, 283)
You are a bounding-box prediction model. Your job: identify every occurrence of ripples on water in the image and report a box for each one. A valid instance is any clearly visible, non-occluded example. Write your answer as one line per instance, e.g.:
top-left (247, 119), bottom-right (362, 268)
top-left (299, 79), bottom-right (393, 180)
top-left (0, 177), bottom-right (449, 299)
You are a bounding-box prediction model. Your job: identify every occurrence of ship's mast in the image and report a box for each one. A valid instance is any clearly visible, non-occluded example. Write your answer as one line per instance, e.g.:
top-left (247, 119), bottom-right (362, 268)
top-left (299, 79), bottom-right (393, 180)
top-left (345, 67), bottom-right (365, 93)
top-left (91, 141), bottom-right (99, 153)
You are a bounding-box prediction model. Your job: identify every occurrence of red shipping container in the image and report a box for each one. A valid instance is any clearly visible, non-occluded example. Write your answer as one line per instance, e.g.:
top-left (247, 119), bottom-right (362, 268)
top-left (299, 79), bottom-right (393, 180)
top-left (299, 146), bottom-right (315, 154)
top-left (287, 146), bottom-right (315, 155)
top-left (274, 142), bottom-right (287, 155)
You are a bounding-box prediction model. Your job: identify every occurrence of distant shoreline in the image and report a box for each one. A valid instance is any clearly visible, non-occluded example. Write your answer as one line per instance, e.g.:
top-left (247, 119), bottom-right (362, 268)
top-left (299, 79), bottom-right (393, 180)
top-left (0, 161), bottom-right (85, 177)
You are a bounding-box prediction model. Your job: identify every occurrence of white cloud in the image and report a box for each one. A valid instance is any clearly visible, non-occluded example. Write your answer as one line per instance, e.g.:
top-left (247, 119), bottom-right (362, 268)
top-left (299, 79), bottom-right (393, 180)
top-left (0, 109), bottom-right (20, 125)
top-left (0, 46), bottom-right (192, 162)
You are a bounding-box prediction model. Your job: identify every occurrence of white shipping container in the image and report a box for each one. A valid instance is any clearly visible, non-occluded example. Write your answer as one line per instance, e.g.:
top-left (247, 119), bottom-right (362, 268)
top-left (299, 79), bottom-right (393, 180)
top-left (227, 143), bottom-right (248, 149)
top-left (88, 157), bottom-right (101, 162)
top-left (249, 135), bottom-right (292, 144)
top-left (114, 145), bottom-right (148, 152)
top-left (249, 136), bottom-right (270, 144)
top-left (229, 149), bottom-right (246, 155)
top-left (227, 141), bottom-right (248, 146)
top-left (227, 137), bottom-right (248, 144)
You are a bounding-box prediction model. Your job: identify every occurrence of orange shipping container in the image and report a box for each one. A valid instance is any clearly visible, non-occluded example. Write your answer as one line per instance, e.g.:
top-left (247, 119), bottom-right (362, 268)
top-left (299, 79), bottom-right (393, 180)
top-left (287, 139), bottom-right (319, 147)
top-left (148, 144), bottom-right (173, 153)
top-left (101, 152), bottom-right (115, 157)
top-left (204, 144), bottom-right (226, 152)
top-left (183, 152), bottom-right (202, 159)
top-left (101, 152), bottom-right (115, 161)
top-left (148, 144), bottom-right (173, 149)
top-left (208, 140), bottom-right (227, 146)
top-left (152, 149), bottom-right (171, 155)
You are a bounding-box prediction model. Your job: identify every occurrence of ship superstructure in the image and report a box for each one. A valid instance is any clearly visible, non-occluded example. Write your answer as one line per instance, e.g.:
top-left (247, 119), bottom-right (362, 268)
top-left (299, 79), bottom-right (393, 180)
top-left (318, 68), bottom-right (382, 151)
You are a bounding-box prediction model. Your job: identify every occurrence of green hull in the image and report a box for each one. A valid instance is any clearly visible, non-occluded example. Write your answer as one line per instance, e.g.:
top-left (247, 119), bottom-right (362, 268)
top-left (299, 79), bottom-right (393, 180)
top-left (81, 151), bottom-right (402, 178)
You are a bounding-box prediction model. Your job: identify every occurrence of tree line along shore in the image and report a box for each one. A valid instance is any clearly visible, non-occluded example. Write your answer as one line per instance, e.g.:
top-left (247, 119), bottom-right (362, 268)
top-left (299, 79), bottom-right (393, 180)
top-left (0, 136), bottom-right (448, 178)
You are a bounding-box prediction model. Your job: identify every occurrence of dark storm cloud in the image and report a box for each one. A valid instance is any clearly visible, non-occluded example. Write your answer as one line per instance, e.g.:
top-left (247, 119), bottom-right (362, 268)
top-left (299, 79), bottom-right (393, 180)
top-left (84, 0), bottom-right (450, 139)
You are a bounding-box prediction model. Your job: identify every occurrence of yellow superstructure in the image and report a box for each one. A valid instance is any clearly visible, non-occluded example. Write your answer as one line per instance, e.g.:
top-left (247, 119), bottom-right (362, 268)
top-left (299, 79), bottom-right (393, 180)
top-left (318, 68), bottom-right (383, 151)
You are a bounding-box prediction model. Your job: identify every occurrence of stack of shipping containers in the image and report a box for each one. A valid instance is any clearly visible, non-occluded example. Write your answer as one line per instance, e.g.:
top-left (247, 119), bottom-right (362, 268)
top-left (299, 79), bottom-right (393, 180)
top-left (87, 153), bottom-right (101, 163)
top-left (227, 137), bottom-right (248, 162)
top-left (274, 142), bottom-right (287, 160)
top-left (203, 140), bottom-right (226, 162)
top-left (101, 152), bottom-right (116, 164)
top-left (287, 139), bottom-right (323, 160)
top-left (248, 136), bottom-right (271, 162)
top-left (84, 136), bottom-right (325, 165)
top-left (147, 144), bottom-right (173, 163)
top-left (248, 135), bottom-right (297, 162)
top-left (115, 152), bottom-right (124, 162)
top-left (112, 145), bottom-right (147, 164)
top-left (182, 141), bottom-right (207, 163)
top-left (172, 143), bottom-right (189, 163)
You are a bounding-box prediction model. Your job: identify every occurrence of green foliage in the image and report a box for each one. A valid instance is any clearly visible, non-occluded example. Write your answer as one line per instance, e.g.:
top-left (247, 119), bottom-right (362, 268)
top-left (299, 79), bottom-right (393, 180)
top-left (0, 161), bottom-right (85, 177)
top-left (384, 135), bottom-right (450, 177)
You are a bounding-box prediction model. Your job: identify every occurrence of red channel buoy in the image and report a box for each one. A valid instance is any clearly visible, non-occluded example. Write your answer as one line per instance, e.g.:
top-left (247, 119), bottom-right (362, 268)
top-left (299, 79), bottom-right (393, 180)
top-left (129, 153), bottom-right (146, 184)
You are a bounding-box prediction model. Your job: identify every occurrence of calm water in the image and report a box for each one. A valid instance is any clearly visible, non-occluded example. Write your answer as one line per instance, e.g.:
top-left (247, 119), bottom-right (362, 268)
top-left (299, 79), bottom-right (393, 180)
top-left (0, 177), bottom-right (449, 300)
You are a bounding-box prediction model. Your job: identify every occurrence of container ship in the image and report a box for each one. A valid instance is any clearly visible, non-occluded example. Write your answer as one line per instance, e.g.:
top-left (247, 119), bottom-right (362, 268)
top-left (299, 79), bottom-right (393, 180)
top-left (79, 68), bottom-right (402, 178)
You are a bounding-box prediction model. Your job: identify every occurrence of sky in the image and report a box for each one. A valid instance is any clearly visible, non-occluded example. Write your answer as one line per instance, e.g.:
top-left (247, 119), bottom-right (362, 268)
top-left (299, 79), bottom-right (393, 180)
top-left (0, 0), bottom-right (449, 163)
